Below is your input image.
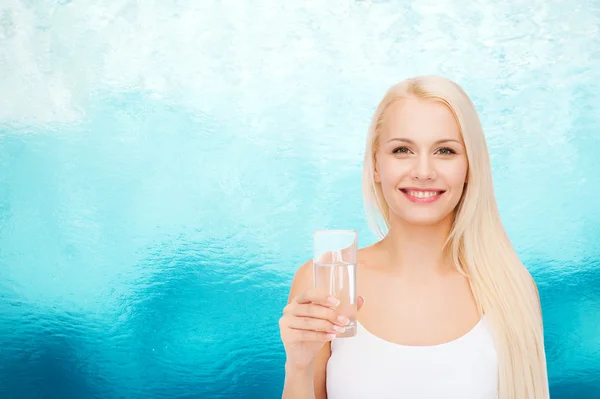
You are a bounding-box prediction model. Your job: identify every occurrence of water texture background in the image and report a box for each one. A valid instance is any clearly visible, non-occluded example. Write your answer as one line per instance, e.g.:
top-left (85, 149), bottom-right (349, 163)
top-left (0, 0), bottom-right (599, 398)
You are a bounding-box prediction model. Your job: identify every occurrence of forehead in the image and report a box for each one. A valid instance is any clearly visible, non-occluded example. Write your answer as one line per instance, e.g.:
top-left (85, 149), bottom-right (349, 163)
top-left (381, 97), bottom-right (462, 142)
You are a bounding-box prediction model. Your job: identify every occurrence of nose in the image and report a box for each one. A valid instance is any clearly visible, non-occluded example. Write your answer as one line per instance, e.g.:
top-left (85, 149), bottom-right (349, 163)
top-left (410, 155), bottom-right (436, 181)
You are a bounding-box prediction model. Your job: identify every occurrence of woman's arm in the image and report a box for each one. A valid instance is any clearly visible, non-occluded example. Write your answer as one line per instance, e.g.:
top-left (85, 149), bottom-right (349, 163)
top-left (282, 261), bottom-right (331, 399)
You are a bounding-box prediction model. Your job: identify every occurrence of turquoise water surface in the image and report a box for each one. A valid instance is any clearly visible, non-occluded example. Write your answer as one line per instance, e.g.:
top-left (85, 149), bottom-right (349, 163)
top-left (1, 1), bottom-right (599, 398)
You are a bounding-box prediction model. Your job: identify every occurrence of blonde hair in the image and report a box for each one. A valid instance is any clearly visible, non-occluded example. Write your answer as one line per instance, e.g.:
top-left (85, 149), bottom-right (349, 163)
top-left (362, 75), bottom-right (549, 398)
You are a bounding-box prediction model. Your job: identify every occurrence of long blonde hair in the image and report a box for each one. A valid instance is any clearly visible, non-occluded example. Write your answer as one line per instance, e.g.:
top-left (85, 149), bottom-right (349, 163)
top-left (362, 75), bottom-right (549, 398)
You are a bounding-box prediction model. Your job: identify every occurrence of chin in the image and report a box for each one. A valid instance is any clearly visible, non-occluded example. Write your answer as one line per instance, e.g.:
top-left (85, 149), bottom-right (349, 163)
top-left (403, 217), bottom-right (447, 227)
top-left (392, 207), bottom-right (455, 227)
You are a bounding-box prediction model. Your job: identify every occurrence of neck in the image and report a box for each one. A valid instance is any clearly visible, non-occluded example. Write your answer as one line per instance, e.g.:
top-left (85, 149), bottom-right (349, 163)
top-left (379, 213), bottom-right (455, 279)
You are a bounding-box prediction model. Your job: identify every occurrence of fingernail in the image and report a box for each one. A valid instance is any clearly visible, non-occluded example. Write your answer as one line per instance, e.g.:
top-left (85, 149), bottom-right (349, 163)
top-left (325, 333), bottom-right (336, 340)
top-left (337, 315), bottom-right (350, 325)
top-left (327, 296), bottom-right (340, 307)
top-left (333, 325), bottom-right (346, 333)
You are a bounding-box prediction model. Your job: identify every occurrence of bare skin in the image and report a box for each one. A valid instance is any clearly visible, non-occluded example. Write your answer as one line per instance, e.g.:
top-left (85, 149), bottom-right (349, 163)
top-left (351, 242), bottom-right (480, 348)
top-left (280, 97), bottom-right (480, 398)
top-left (281, 246), bottom-right (479, 398)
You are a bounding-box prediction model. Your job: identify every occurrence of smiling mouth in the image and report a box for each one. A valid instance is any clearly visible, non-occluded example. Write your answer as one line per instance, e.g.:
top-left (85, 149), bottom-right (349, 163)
top-left (399, 189), bottom-right (446, 203)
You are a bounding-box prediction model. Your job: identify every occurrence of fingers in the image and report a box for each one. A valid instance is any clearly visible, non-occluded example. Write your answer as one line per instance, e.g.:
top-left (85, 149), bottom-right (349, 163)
top-left (278, 316), bottom-right (337, 342)
top-left (291, 303), bottom-right (348, 325)
top-left (281, 289), bottom-right (365, 345)
top-left (280, 289), bottom-right (352, 344)
top-left (287, 316), bottom-right (347, 335)
top-left (292, 303), bottom-right (349, 326)
top-left (292, 329), bottom-right (337, 342)
top-left (293, 288), bottom-right (340, 308)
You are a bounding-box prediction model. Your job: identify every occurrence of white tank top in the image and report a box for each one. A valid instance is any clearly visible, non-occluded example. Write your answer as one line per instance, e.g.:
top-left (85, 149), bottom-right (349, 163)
top-left (326, 315), bottom-right (498, 399)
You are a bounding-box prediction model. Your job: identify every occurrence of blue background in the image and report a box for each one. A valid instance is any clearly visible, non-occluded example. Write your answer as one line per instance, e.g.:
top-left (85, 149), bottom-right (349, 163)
top-left (0, 1), bottom-right (599, 398)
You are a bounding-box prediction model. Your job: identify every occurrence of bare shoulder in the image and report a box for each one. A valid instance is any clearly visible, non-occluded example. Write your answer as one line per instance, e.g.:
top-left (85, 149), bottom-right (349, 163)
top-left (287, 259), bottom-right (314, 303)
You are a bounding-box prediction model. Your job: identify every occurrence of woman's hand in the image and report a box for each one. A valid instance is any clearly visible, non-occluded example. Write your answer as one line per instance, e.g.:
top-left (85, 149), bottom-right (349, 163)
top-left (279, 288), bottom-right (365, 370)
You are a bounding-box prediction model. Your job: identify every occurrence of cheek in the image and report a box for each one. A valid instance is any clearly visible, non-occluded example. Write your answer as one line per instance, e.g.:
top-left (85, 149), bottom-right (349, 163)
top-left (447, 161), bottom-right (468, 187)
top-left (377, 157), bottom-right (408, 182)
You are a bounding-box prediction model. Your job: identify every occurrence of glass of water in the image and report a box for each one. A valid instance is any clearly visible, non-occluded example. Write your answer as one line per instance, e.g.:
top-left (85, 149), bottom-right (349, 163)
top-left (313, 229), bottom-right (358, 338)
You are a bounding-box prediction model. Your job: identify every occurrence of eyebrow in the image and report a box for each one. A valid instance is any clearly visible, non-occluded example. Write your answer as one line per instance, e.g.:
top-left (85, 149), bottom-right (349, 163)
top-left (387, 138), bottom-right (462, 145)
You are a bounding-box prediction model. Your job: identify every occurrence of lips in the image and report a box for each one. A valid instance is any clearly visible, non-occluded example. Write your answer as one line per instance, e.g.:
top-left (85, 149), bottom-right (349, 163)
top-left (400, 188), bottom-right (446, 204)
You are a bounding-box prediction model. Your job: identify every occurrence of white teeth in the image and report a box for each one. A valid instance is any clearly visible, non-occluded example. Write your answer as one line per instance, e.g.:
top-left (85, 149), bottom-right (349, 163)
top-left (406, 190), bottom-right (441, 198)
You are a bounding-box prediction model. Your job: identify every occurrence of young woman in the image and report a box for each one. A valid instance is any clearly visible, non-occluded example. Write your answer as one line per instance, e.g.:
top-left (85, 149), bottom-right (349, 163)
top-left (279, 75), bottom-right (549, 399)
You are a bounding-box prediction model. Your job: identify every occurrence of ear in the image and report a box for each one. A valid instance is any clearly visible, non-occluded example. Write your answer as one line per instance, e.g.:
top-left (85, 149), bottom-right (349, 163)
top-left (373, 157), bottom-right (381, 183)
top-left (357, 295), bottom-right (365, 311)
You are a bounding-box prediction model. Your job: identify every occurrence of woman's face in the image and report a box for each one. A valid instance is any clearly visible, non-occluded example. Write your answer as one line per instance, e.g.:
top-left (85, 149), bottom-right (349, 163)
top-left (374, 97), bottom-right (469, 227)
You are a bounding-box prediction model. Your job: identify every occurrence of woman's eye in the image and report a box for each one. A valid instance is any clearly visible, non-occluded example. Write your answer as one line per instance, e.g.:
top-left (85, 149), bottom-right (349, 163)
top-left (393, 146), bottom-right (410, 154)
top-left (438, 147), bottom-right (456, 155)
top-left (392, 146), bottom-right (456, 155)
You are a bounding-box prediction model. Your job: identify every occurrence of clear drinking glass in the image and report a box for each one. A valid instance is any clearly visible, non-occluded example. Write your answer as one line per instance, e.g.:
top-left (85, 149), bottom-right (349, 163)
top-left (313, 229), bottom-right (358, 338)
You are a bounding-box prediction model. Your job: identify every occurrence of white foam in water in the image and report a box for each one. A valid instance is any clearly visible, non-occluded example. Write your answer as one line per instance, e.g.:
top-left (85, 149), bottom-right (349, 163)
top-left (1, 0), bottom-right (598, 126)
